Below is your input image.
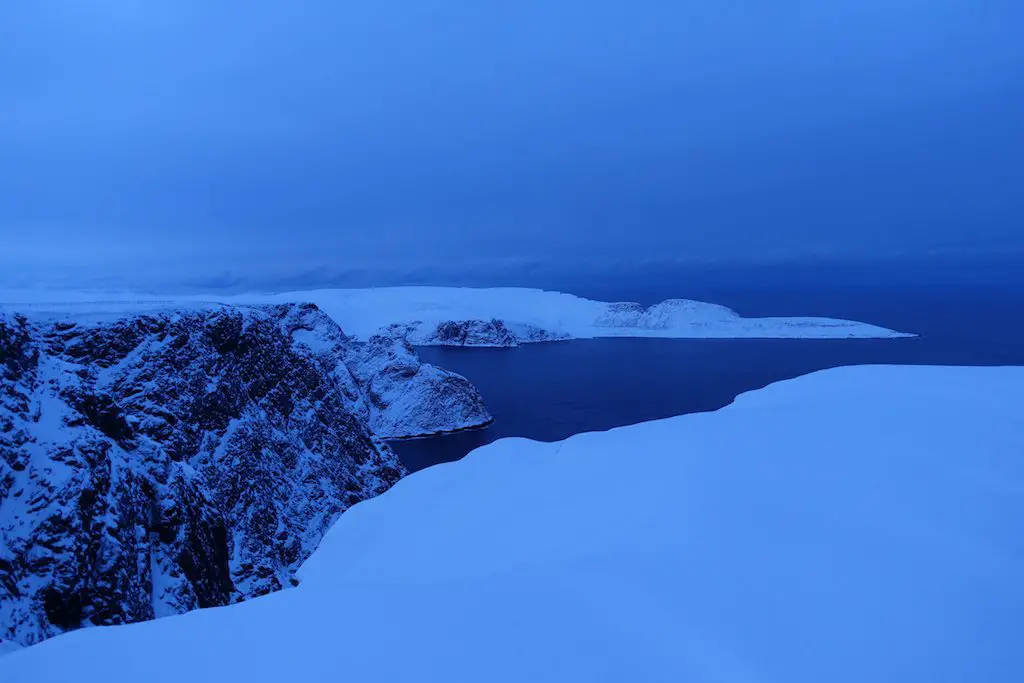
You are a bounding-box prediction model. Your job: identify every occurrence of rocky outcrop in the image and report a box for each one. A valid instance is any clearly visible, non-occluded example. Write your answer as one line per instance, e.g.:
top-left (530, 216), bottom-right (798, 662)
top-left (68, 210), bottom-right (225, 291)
top-left (593, 302), bottom-right (645, 328)
top-left (347, 333), bottom-right (491, 438)
top-left (594, 300), bottom-right (741, 329)
top-left (0, 303), bottom-right (487, 649)
top-left (388, 319), bottom-right (568, 347)
top-left (432, 319), bottom-right (520, 347)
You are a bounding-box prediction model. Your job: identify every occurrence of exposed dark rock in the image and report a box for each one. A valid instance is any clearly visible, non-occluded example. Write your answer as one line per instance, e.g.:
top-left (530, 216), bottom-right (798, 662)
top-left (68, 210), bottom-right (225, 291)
top-left (434, 319), bottom-right (519, 347)
top-left (394, 318), bottom-right (568, 347)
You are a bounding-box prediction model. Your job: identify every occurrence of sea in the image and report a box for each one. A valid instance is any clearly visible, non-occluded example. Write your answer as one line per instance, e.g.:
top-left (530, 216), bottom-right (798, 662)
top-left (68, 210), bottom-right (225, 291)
top-left (389, 257), bottom-right (1024, 472)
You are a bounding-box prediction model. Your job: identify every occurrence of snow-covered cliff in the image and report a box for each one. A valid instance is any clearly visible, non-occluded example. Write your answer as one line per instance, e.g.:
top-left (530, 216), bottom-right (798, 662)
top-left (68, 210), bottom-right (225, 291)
top-left (0, 302), bottom-right (488, 648)
top-left (345, 332), bottom-right (492, 437)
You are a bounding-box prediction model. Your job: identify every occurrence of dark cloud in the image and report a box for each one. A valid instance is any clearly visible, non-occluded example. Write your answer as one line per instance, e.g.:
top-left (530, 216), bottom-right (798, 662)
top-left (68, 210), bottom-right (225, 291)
top-left (2, 1), bottom-right (1022, 286)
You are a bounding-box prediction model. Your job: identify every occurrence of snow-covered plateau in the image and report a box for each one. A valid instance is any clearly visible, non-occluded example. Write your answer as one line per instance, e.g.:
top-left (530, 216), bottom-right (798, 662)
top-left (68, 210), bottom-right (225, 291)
top-left (0, 286), bottom-right (913, 345)
top-left (2, 364), bottom-right (1021, 682)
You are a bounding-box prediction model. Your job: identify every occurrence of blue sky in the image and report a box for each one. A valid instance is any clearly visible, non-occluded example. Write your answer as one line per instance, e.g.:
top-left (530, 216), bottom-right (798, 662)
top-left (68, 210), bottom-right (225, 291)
top-left (2, 1), bottom-right (1022, 284)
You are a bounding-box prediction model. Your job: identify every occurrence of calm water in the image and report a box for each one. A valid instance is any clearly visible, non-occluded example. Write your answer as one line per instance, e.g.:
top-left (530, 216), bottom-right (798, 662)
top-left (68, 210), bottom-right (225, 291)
top-left (391, 260), bottom-right (1024, 472)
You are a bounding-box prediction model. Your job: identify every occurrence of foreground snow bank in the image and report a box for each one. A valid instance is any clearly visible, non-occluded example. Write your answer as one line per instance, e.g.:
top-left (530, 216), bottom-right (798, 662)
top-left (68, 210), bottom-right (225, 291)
top-left (0, 286), bottom-right (912, 342)
top-left (3, 365), bottom-right (1021, 682)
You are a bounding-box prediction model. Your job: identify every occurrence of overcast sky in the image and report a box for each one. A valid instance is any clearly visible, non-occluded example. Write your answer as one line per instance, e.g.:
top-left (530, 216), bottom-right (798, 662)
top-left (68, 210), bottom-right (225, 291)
top-left (2, 1), bottom-right (1022, 284)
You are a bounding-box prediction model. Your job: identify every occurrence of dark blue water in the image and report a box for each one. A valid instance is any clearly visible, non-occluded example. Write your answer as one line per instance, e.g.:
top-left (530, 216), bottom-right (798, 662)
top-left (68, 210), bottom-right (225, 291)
top-left (390, 259), bottom-right (1024, 472)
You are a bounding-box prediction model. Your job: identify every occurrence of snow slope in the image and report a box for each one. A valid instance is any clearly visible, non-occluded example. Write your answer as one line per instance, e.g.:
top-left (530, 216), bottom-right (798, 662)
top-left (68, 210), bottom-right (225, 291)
top-left (0, 286), bottom-right (912, 342)
top-left (3, 365), bottom-right (1020, 682)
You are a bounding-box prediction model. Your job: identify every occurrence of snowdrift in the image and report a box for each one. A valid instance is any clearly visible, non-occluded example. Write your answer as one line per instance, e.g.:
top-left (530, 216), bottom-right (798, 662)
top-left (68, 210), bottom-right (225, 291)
top-left (3, 365), bottom-right (1020, 682)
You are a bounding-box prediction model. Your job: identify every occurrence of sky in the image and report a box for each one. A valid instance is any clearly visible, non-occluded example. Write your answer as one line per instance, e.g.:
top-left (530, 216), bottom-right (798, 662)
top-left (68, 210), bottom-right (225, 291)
top-left (2, 1), bottom-right (1023, 287)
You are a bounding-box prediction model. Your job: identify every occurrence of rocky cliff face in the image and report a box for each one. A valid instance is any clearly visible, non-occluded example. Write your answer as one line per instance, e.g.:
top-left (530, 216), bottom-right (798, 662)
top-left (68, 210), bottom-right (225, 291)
top-left (347, 333), bottom-right (492, 438)
top-left (0, 303), bottom-right (487, 648)
top-left (389, 319), bottom-right (568, 347)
